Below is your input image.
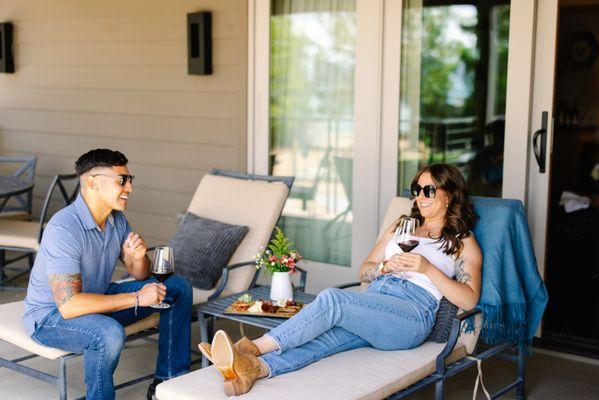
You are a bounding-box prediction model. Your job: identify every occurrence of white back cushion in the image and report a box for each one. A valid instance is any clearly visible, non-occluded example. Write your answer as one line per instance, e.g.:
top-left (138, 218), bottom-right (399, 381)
top-left (187, 174), bottom-right (289, 295)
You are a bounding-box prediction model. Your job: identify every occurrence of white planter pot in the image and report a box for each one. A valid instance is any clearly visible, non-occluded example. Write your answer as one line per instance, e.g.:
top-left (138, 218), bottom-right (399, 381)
top-left (270, 271), bottom-right (293, 301)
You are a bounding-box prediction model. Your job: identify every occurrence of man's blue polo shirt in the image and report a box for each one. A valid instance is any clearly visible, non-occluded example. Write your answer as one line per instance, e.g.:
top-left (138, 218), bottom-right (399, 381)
top-left (23, 194), bottom-right (131, 336)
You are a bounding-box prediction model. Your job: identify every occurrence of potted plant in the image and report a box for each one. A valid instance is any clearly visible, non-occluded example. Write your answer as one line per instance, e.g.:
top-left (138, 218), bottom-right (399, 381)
top-left (254, 227), bottom-right (302, 301)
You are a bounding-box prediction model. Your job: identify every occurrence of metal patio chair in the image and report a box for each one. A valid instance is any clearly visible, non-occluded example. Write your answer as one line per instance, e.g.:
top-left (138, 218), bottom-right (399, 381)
top-left (286, 150), bottom-right (330, 211)
top-left (0, 174), bottom-right (79, 290)
top-left (0, 155), bottom-right (37, 220)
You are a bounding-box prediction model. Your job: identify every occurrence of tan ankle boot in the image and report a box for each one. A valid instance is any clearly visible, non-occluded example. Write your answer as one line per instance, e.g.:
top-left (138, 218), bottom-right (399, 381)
top-left (211, 330), bottom-right (263, 396)
top-left (198, 336), bottom-right (260, 363)
top-left (234, 337), bottom-right (261, 357)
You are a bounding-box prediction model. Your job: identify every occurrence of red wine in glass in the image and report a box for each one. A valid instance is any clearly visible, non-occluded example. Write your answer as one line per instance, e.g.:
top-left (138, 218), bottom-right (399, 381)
top-left (398, 239), bottom-right (419, 253)
top-left (153, 271), bottom-right (173, 283)
top-left (395, 217), bottom-right (420, 253)
top-left (150, 247), bottom-right (174, 309)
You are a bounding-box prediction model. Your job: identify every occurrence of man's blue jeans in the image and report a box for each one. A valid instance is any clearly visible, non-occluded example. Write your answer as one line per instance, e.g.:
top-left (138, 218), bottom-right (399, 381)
top-left (31, 275), bottom-right (192, 400)
top-left (261, 275), bottom-right (439, 377)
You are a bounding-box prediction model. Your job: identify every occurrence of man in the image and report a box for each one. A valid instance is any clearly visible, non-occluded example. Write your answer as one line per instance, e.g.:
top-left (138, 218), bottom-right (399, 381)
top-left (23, 149), bottom-right (192, 400)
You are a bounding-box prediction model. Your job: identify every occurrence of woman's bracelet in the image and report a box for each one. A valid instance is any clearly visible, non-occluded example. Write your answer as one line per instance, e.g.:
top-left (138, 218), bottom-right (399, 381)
top-left (360, 264), bottom-right (383, 283)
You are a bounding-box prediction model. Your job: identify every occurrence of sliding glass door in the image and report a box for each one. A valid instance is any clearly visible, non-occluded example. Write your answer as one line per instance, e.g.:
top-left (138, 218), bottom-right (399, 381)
top-left (397, 1), bottom-right (511, 198)
top-left (268, 0), bottom-right (357, 267)
top-left (250, 0), bottom-right (540, 290)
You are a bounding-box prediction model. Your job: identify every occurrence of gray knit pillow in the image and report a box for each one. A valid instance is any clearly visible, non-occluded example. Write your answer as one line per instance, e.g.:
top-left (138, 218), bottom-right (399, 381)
top-left (170, 213), bottom-right (249, 289)
top-left (427, 297), bottom-right (459, 343)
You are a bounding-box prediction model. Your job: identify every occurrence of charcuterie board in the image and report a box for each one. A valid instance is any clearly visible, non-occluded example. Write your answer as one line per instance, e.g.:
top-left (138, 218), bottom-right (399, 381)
top-left (223, 294), bottom-right (305, 319)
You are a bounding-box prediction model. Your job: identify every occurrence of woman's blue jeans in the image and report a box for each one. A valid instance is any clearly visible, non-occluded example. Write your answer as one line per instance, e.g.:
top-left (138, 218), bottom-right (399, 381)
top-left (261, 275), bottom-right (439, 377)
top-left (31, 275), bottom-right (192, 400)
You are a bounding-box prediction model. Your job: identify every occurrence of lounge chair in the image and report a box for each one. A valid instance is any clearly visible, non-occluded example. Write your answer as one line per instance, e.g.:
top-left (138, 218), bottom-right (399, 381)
top-left (156, 196), bottom-right (532, 400)
top-left (123, 168), bottom-right (298, 335)
top-left (0, 169), bottom-right (295, 399)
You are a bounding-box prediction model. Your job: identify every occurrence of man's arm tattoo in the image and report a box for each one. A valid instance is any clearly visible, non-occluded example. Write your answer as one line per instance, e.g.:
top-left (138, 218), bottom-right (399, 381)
top-left (454, 257), bottom-right (472, 284)
top-left (49, 273), bottom-right (82, 307)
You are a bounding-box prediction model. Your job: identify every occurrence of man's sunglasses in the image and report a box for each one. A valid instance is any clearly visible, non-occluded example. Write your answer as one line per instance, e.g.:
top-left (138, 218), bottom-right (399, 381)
top-left (92, 174), bottom-right (135, 187)
top-left (411, 183), bottom-right (437, 199)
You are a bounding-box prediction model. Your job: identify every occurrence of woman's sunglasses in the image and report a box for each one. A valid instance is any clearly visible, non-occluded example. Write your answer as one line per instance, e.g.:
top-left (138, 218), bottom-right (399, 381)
top-left (411, 183), bottom-right (437, 199)
top-left (92, 173), bottom-right (135, 187)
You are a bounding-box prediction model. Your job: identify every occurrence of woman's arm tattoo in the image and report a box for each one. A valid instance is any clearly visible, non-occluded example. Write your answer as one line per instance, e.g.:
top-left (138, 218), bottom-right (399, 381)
top-left (49, 273), bottom-right (82, 307)
top-left (454, 257), bottom-right (472, 284)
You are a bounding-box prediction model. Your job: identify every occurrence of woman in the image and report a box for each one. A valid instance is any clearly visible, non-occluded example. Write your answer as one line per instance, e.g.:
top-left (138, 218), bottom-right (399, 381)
top-left (199, 163), bottom-right (482, 396)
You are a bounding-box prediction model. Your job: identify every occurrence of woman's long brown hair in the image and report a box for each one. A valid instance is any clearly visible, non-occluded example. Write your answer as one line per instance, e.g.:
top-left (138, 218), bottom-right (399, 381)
top-left (402, 163), bottom-right (478, 256)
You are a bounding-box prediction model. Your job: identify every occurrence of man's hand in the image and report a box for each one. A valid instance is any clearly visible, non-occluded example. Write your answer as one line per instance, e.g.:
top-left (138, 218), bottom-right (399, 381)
top-left (122, 232), bottom-right (147, 263)
top-left (138, 283), bottom-right (167, 307)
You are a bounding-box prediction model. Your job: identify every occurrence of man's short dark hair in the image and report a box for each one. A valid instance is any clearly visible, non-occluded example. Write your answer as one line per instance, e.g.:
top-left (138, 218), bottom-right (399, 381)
top-left (75, 149), bottom-right (128, 176)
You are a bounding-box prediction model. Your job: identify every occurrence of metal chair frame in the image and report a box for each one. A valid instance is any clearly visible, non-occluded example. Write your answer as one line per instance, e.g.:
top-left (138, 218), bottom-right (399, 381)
top-left (335, 282), bottom-right (526, 400)
top-left (0, 329), bottom-right (165, 400)
top-left (390, 312), bottom-right (526, 400)
top-left (0, 155), bottom-right (37, 216)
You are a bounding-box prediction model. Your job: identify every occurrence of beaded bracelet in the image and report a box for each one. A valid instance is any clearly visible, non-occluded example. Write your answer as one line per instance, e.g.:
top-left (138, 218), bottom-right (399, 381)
top-left (134, 291), bottom-right (140, 316)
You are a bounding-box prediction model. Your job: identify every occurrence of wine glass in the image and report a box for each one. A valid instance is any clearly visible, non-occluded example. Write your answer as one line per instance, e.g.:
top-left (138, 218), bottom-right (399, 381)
top-left (393, 218), bottom-right (420, 278)
top-left (150, 246), bottom-right (174, 309)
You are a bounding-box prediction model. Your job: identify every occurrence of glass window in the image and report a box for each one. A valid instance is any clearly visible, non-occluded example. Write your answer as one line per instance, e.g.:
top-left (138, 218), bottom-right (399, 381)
top-left (269, 0), bottom-right (356, 266)
top-left (398, 1), bottom-right (510, 198)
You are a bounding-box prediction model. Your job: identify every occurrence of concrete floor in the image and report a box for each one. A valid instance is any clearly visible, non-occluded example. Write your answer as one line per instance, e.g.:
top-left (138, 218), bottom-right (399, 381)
top-left (1, 269), bottom-right (598, 400)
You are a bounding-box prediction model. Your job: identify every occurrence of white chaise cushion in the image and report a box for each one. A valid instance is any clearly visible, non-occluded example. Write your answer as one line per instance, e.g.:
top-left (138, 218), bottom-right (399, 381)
top-left (0, 220), bottom-right (40, 250)
top-left (0, 301), bottom-right (68, 360)
top-left (157, 342), bottom-right (468, 400)
top-left (187, 174), bottom-right (289, 296)
top-left (0, 301), bottom-right (174, 359)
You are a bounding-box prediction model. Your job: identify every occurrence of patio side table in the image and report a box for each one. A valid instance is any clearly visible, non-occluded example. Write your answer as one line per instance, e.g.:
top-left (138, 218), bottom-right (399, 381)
top-left (195, 286), bottom-right (317, 368)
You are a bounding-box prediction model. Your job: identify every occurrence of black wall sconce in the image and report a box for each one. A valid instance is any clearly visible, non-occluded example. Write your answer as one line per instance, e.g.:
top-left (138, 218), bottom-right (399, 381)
top-left (187, 12), bottom-right (212, 75)
top-left (0, 22), bottom-right (15, 73)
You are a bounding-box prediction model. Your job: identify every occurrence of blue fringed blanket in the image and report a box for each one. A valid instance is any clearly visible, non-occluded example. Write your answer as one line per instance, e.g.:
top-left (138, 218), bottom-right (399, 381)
top-left (471, 197), bottom-right (548, 348)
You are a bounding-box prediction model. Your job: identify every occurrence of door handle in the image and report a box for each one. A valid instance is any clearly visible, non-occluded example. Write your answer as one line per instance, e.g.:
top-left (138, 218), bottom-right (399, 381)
top-left (533, 111), bottom-right (548, 173)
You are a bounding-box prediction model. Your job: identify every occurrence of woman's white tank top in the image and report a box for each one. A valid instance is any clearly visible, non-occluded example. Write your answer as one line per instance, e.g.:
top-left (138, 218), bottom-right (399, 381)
top-left (384, 234), bottom-right (456, 301)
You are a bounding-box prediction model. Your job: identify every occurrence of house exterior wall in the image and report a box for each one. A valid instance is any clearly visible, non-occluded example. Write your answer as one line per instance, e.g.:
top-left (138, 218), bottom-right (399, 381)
top-left (0, 0), bottom-right (248, 245)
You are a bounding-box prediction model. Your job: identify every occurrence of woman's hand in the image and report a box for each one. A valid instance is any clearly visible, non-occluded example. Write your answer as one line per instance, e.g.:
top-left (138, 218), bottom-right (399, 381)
top-left (395, 253), bottom-right (435, 275)
top-left (381, 254), bottom-right (405, 273)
